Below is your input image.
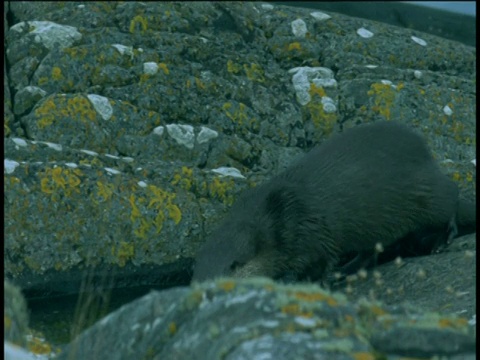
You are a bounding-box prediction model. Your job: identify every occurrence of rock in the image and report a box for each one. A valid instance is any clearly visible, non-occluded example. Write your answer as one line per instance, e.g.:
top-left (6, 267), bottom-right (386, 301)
top-left (57, 278), bottom-right (475, 360)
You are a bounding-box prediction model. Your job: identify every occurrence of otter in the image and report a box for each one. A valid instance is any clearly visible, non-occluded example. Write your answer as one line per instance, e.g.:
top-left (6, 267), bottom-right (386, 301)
top-left (192, 121), bottom-right (476, 282)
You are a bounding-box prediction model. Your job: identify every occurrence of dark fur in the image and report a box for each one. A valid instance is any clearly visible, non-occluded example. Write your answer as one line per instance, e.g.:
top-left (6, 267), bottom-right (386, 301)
top-left (192, 122), bottom-right (476, 282)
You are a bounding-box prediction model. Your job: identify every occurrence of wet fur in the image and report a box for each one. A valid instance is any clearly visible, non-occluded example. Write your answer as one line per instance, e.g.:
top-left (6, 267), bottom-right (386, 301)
top-left (192, 122), bottom-right (476, 282)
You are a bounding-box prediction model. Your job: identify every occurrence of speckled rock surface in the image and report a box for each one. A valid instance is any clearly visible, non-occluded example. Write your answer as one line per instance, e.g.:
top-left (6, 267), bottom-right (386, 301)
top-left (4, 280), bottom-right (29, 347)
top-left (56, 278), bottom-right (476, 360)
top-left (332, 233), bottom-right (476, 320)
top-left (4, 1), bottom-right (476, 355)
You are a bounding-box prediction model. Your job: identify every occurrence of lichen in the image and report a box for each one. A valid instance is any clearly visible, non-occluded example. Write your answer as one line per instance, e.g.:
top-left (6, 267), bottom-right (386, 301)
top-left (293, 291), bottom-right (338, 307)
top-left (39, 166), bottom-right (83, 199)
top-left (222, 102), bottom-right (259, 134)
top-left (217, 280), bottom-right (236, 292)
top-left (129, 15), bottom-right (148, 34)
top-left (128, 185), bottom-right (182, 239)
top-left (287, 42), bottom-right (302, 51)
top-left (96, 181), bottom-right (115, 202)
top-left (35, 95), bottom-right (98, 130)
top-left (227, 59), bottom-right (242, 74)
top-left (367, 83), bottom-right (403, 120)
top-left (243, 63), bottom-right (265, 83)
top-left (171, 166), bottom-right (194, 191)
top-left (306, 100), bottom-right (337, 135)
top-left (158, 62), bottom-right (169, 75)
top-left (112, 241), bottom-right (135, 267)
top-left (208, 177), bottom-right (236, 205)
top-left (51, 67), bottom-right (63, 81)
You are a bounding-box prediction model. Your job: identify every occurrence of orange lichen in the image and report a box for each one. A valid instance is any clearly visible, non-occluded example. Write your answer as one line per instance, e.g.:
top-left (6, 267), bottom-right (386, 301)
top-left (293, 291), bottom-right (338, 307)
top-left (218, 280), bottom-right (236, 292)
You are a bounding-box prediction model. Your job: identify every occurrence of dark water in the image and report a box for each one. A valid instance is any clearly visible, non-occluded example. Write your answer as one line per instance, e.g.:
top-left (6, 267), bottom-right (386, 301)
top-left (27, 285), bottom-right (157, 346)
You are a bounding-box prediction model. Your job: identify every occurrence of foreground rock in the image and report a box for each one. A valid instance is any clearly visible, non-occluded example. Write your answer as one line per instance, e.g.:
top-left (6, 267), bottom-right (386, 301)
top-left (57, 278), bottom-right (475, 360)
top-left (4, 280), bottom-right (29, 347)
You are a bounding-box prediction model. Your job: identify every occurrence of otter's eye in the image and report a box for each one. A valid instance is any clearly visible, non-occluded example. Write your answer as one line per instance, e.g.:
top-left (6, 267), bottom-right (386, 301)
top-left (230, 261), bottom-right (244, 271)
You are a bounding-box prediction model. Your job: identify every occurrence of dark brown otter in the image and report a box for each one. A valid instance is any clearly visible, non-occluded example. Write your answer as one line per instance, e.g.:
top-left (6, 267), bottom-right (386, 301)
top-left (192, 121), bottom-right (476, 282)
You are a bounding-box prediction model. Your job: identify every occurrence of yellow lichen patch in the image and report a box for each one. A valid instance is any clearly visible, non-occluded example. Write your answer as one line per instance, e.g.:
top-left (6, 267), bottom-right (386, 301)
top-left (51, 67), bottom-right (63, 81)
top-left (465, 172), bottom-right (473, 182)
top-left (171, 166), bottom-right (194, 191)
top-left (67, 97), bottom-right (97, 123)
top-left (287, 42), bottom-right (302, 51)
top-left (158, 63), bottom-right (169, 75)
top-left (134, 218), bottom-right (151, 239)
top-left (227, 59), bottom-right (242, 74)
top-left (129, 185), bottom-right (182, 238)
top-left (63, 46), bottom-right (89, 59)
top-left (450, 120), bottom-right (466, 142)
top-left (4, 121), bottom-right (11, 137)
top-left (168, 322), bottom-right (177, 335)
top-left (35, 95), bottom-right (98, 130)
top-left (184, 290), bottom-right (204, 310)
top-left (194, 77), bottom-right (205, 90)
top-left (96, 181), bottom-right (115, 202)
top-left (369, 305), bottom-right (387, 316)
top-left (243, 63), bottom-right (265, 83)
top-left (153, 210), bottom-right (165, 234)
top-left (438, 317), bottom-right (468, 329)
top-left (39, 166), bottom-right (83, 198)
top-left (299, 311), bottom-right (314, 318)
top-left (147, 184), bottom-right (169, 208)
top-left (6, 176), bottom-right (21, 186)
top-left (294, 291), bottom-right (338, 307)
top-left (367, 83), bottom-right (400, 120)
top-left (139, 73), bottom-right (151, 83)
top-left (352, 352), bottom-right (375, 360)
top-left (129, 194), bottom-right (142, 222)
top-left (223, 102), bottom-right (246, 123)
top-left (27, 336), bottom-right (52, 355)
top-left (129, 15), bottom-right (148, 34)
top-left (113, 241), bottom-right (135, 267)
top-left (309, 83), bottom-right (327, 98)
top-left (452, 172), bottom-right (461, 182)
top-left (222, 101), bottom-right (259, 133)
top-left (281, 303), bottom-right (313, 318)
top-left (167, 203), bottom-right (182, 224)
top-left (35, 97), bottom-right (57, 129)
top-left (306, 100), bottom-right (337, 135)
top-left (208, 177), bottom-right (235, 205)
top-left (24, 256), bottom-right (41, 272)
top-left (281, 303), bottom-right (300, 315)
top-left (218, 280), bottom-right (236, 292)
top-left (4, 315), bottom-right (12, 329)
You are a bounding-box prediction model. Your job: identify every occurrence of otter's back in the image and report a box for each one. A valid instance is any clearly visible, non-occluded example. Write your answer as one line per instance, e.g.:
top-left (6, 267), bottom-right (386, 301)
top-left (280, 122), bottom-right (458, 252)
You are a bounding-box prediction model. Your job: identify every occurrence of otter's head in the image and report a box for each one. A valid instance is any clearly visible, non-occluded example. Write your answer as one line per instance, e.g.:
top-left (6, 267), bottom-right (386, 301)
top-left (191, 217), bottom-right (276, 281)
top-left (191, 181), bottom-right (307, 282)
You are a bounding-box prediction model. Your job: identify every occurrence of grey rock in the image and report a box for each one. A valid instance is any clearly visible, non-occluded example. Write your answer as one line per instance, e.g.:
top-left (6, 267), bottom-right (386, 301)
top-left (4, 280), bottom-right (29, 347)
top-left (56, 279), bottom-right (475, 360)
top-left (14, 85), bottom-right (47, 115)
